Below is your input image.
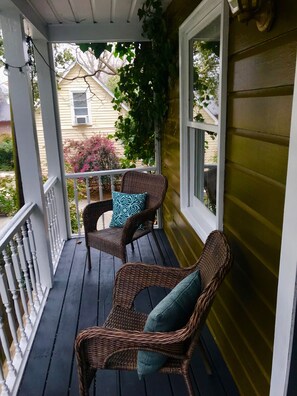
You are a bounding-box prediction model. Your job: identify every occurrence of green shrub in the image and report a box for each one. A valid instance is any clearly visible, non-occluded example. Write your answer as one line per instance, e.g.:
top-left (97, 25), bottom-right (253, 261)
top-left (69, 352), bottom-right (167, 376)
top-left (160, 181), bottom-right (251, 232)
top-left (0, 137), bottom-right (13, 171)
top-left (0, 176), bottom-right (17, 216)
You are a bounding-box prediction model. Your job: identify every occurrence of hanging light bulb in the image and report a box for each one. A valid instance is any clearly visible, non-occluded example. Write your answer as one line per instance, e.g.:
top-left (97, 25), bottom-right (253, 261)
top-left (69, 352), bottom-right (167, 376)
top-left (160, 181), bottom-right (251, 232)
top-left (3, 64), bottom-right (9, 76)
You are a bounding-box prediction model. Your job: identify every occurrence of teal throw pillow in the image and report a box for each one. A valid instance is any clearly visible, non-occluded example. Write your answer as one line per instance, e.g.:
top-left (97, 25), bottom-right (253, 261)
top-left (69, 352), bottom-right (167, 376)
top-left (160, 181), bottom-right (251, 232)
top-left (137, 270), bottom-right (201, 378)
top-left (109, 191), bottom-right (147, 228)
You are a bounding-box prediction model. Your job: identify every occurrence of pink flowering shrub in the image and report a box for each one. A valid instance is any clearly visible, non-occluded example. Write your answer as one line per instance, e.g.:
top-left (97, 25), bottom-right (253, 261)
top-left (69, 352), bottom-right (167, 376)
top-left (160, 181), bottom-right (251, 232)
top-left (63, 135), bottom-right (121, 197)
top-left (63, 135), bottom-right (120, 173)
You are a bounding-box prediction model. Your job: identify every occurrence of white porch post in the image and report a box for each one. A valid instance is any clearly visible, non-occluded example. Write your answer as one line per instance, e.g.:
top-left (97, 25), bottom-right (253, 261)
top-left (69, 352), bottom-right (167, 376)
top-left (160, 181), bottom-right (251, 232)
top-left (270, 52), bottom-right (297, 395)
top-left (0, 10), bottom-right (53, 288)
top-left (33, 39), bottom-right (69, 239)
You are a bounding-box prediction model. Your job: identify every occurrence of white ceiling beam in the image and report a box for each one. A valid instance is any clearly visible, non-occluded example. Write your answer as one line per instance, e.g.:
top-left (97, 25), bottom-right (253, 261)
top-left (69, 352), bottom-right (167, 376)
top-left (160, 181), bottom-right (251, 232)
top-left (5, 0), bottom-right (48, 39)
top-left (127, 0), bottom-right (138, 23)
top-left (48, 22), bottom-right (148, 42)
top-left (89, 0), bottom-right (96, 23)
top-left (47, 0), bottom-right (63, 24)
top-left (110, 0), bottom-right (116, 23)
top-left (67, 0), bottom-right (80, 23)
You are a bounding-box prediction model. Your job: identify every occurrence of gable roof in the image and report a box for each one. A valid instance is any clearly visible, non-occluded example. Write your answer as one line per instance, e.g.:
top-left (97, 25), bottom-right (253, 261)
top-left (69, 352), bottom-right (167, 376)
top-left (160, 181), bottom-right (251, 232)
top-left (59, 61), bottom-right (129, 112)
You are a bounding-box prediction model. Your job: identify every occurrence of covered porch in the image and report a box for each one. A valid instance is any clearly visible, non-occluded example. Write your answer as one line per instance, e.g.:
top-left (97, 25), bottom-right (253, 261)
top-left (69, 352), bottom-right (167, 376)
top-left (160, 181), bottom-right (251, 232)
top-left (18, 231), bottom-right (238, 396)
top-left (1, 0), bottom-right (297, 395)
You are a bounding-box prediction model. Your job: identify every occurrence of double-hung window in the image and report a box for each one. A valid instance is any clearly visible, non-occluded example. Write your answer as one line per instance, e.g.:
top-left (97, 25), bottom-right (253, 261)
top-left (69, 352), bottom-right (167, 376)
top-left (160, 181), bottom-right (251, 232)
top-left (179, 0), bottom-right (228, 242)
top-left (72, 91), bottom-right (90, 125)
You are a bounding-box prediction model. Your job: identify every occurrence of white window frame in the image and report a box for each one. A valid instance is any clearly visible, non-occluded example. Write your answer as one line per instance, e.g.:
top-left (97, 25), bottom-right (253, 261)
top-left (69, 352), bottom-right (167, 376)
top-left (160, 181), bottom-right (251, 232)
top-left (179, 0), bottom-right (229, 242)
top-left (70, 90), bottom-right (92, 125)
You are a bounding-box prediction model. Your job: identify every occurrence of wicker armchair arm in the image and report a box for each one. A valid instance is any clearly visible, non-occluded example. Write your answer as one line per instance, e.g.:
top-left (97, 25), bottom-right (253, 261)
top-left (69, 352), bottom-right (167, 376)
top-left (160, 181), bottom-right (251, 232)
top-left (75, 325), bottom-right (187, 360)
top-left (113, 262), bottom-right (194, 309)
top-left (121, 207), bottom-right (156, 242)
top-left (83, 199), bottom-right (113, 232)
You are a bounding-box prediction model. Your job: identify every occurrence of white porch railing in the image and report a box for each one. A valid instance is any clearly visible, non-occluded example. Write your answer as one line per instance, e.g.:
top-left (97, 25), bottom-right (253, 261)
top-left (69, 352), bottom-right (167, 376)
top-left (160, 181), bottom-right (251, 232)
top-left (65, 167), bottom-right (157, 237)
top-left (43, 177), bottom-right (64, 270)
top-left (0, 203), bottom-right (49, 396)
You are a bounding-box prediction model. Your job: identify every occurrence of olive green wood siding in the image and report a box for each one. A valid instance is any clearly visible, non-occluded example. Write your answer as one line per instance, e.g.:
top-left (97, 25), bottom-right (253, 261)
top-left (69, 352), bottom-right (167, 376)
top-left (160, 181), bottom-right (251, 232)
top-left (162, 0), bottom-right (296, 395)
top-left (162, 0), bottom-right (203, 268)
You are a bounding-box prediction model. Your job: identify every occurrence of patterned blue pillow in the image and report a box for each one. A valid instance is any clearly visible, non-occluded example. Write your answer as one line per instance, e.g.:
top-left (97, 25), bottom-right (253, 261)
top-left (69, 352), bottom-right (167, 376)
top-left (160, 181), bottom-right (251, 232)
top-left (109, 191), bottom-right (147, 228)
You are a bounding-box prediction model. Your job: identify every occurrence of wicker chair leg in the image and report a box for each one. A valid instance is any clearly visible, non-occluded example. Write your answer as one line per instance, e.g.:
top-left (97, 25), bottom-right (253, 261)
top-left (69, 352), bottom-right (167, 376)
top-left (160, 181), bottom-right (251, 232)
top-left (183, 371), bottom-right (195, 396)
top-left (151, 229), bottom-right (166, 264)
top-left (120, 248), bottom-right (127, 264)
top-left (86, 246), bottom-right (92, 271)
top-left (78, 367), bottom-right (96, 396)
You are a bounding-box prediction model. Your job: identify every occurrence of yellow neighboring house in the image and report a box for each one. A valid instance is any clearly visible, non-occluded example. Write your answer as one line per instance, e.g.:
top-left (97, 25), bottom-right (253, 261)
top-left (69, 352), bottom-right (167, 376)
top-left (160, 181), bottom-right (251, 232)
top-left (35, 62), bottom-right (128, 171)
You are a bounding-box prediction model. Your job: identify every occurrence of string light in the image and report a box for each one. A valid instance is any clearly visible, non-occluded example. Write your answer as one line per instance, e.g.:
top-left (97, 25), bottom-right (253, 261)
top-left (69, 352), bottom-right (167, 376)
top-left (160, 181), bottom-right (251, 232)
top-left (3, 63), bottom-right (9, 76)
top-left (1, 60), bottom-right (32, 76)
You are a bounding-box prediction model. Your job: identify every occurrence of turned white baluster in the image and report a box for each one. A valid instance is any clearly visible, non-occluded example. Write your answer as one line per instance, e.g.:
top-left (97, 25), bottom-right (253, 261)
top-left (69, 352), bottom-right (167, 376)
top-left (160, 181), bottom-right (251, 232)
top-left (9, 240), bottom-right (32, 331)
top-left (15, 232), bottom-right (36, 316)
top-left (26, 219), bottom-right (43, 300)
top-left (50, 188), bottom-right (61, 253)
top-left (98, 176), bottom-right (105, 228)
top-left (45, 193), bottom-right (55, 262)
top-left (0, 268), bottom-right (22, 359)
top-left (2, 249), bottom-right (27, 343)
top-left (0, 360), bottom-right (10, 395)
top-left (86, 177), bottom-right (91, 203)
top-left (0, 313), bottom-right (16, 377)
top-left (73, 179), bottom-right (81, 235)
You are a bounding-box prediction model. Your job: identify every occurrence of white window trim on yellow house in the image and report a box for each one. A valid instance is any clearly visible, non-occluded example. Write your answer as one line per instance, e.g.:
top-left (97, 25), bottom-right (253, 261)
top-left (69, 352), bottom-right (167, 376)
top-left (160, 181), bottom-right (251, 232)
top-left (70, 89), bottom-right (92, 126)
top-left (179, 0), bottom-right (229, 242)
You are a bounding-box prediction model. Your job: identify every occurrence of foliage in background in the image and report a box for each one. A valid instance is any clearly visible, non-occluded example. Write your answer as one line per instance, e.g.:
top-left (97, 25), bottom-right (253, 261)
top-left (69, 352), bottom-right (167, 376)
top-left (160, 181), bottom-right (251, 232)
top-left (63, 135), bottom-right (120, 173)
top-left (193, 41), bottom-right (220, 123)
top-left (64, 134), bottom-right (121, 198)
top-left (0, 176), bottom-right (17, 216)
top-left (79, 0), bottom-right (172, 165)
top-left (0, 136), bottom-right (13, 171)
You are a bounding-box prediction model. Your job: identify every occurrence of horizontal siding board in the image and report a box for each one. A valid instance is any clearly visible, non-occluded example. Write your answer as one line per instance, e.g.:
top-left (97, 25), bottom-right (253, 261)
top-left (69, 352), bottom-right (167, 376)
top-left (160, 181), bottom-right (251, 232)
top-left (208, 312), bottom-right (259, 396)
top-left (208, 299), bottom-right (270, 396)
top-left (223, 262), bottom-right (276, 340)
top-left (226, 132), bottom-right (288, 183)
top-left (163, 206), bottom-right (202, 265)
top-left (229, 31), bottom-right (297, 93)
top-left (228, 95), bottom-right (293, 137)
top-left (224, 164), bottom-right (286, 229)
top-left (224, 197), bottom-right (281, 278)
top-left (213, 289), bottom-right (273, 380)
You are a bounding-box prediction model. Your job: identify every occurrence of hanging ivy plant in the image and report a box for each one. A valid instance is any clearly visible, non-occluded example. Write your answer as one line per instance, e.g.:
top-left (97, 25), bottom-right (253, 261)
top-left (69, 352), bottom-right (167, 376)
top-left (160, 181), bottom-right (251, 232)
top-left (79, 0), bottom-right (172, 165)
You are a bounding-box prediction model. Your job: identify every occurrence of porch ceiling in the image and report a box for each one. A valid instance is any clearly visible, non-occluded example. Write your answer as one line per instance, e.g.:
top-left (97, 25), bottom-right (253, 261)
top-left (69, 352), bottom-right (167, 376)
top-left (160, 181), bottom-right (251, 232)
top-left (1, 0), bottom-right (172, 42)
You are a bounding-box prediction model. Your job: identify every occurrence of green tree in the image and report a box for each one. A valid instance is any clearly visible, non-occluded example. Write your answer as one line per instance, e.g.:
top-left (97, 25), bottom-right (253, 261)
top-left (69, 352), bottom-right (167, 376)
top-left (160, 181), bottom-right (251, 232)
top-left (79, 0), bottom-right (172, 166)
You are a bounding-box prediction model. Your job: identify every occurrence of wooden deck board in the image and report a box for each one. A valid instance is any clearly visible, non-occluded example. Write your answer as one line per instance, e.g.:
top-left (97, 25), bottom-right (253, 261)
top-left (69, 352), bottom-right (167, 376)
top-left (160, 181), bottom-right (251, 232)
top-left (18, 231), bottom-right (238, 396)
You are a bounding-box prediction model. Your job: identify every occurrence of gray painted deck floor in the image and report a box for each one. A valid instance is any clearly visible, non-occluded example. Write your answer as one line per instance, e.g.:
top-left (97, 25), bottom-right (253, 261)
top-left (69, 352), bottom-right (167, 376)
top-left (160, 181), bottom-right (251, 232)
top-left (18, 231), bottom-right (239, 396)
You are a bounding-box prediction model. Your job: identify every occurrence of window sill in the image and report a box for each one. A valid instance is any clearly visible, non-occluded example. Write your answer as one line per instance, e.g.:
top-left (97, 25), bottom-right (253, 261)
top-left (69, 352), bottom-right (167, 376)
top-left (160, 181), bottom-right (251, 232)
top-left (181, 204), bottom-right (216, 243)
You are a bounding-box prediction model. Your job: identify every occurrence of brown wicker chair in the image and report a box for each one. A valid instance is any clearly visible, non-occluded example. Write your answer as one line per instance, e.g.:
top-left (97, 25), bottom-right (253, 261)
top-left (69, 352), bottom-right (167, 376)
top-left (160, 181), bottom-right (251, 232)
top-left (75, 230), bottom-right (232, 396)
top-left (83, 170), bottom-right (168, 269)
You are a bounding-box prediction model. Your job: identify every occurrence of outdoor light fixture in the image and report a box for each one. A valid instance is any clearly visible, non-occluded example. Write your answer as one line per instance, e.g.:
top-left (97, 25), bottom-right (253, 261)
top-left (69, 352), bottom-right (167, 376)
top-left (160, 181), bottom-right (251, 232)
top-left (227, 0), bottom-right (275, 32)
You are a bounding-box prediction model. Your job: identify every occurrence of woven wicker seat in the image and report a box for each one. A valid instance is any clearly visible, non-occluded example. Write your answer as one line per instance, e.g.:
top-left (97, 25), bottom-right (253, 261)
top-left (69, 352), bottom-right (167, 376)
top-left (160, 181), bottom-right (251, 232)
top-left (75, 230), bottom-right (232, 396)
top-left (83, 170), bottom-right (168, 269)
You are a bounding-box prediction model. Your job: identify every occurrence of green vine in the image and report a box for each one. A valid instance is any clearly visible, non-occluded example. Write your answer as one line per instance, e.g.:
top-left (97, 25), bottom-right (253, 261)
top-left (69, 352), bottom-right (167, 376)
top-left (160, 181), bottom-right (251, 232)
top-left (79, 0), bottom-right (172, 165)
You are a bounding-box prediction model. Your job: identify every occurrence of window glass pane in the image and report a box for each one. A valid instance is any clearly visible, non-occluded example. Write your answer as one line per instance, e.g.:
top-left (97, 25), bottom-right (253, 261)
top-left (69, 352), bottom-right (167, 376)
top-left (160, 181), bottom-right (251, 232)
top-left (73, 92), bottom-right (87, 107)
top-left (74, 108), bottom-right (88, 116)
top-left (190, 16), bottom-right (220, 125)
top-left (194, 129), bottom-right (218, 214)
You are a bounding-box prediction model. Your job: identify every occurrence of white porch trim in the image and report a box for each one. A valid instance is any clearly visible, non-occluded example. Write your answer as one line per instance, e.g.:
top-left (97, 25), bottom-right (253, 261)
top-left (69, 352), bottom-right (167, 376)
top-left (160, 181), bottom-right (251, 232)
top-left (270, 51), bottom-right (297, 395)
top-left (34, 39), bottom-right (69, 240)
top-left (0, 9), bottom-right (53, 288)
